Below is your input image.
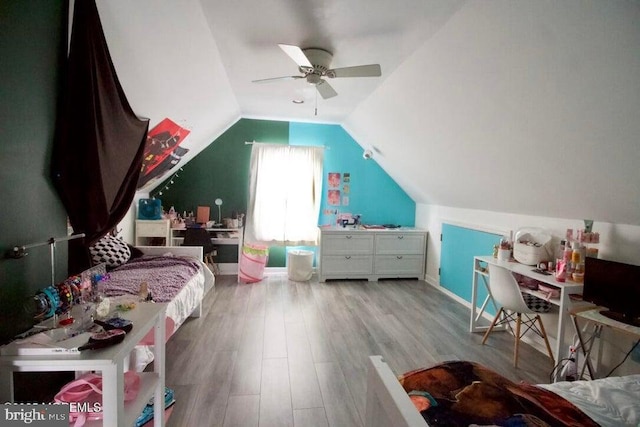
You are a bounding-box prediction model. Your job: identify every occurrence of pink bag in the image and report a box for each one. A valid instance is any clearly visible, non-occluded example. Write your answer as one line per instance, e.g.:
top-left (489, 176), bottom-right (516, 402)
top-left (54, 371), bottom-right (140, 426)
top-left (239, 243), bottom-right (269, 283)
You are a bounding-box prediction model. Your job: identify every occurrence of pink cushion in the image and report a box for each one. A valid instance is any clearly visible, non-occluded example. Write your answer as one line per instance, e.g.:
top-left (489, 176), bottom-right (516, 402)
top-left (138, 317), bottom-right (175, 345)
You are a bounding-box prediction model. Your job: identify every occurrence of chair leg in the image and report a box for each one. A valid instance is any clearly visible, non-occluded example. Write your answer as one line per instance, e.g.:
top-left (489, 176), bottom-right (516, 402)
top-left (536, 314), bottom-right (555, 366)
top-left (482, 307), bottom-right (504, 345)
top-left (514, 313), bottom-right (522, 367)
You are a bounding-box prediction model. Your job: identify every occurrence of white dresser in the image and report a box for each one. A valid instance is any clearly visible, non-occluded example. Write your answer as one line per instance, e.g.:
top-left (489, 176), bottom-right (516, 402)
top-left (318, 227), bottom-right (427, 282)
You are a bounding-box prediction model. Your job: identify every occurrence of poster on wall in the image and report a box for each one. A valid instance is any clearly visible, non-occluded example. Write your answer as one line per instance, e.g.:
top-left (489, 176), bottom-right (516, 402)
top-left (328, 189), bottom-right (341, 206)
top-left (137, 146), bottom-right (189, 188)
top-left (328, 172), bottom-right (341, 188)
top-left (326, 171), bottom-right (352, 206)
top-left (137, 118), bottom-right (190, 188)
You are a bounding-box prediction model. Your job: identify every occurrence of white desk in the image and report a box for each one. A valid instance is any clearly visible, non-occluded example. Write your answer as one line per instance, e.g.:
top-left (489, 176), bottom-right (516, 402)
top-left (471, 256), bottom-right (585, 365)
top-left (171, 227), bottom-right (244, 275)
top-left (0, 303), bottom-right (167, 427)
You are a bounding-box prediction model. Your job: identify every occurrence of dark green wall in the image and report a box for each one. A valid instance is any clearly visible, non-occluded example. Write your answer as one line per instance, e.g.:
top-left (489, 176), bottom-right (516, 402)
top-left (152, 118), bottom-right (289, 266)
top-left (0, 1), bottom-right (69, 343)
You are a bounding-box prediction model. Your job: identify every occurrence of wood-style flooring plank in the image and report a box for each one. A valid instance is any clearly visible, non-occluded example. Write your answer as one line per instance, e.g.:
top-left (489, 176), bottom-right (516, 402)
top-left (315, 361), bottom-right (363, 427)
top-left (293, 407), bottom-right (330, 427)
top-left (286, 321), bottom-right (324, 409)
top-left (223, 395), bottom-right (260, 427)
top-left (259, 357), bottom-right (293, 427)
top-left (229, 315), bottom-right (265, 396)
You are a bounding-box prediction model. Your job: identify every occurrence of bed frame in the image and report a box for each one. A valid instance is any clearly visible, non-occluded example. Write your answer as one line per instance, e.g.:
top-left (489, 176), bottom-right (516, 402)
top-left (365, 356), bottom-right (427, 427)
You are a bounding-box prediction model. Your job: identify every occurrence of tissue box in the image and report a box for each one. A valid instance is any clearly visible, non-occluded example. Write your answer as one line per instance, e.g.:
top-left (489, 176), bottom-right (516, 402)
top-left (513, 231), bottom-right (551, 265)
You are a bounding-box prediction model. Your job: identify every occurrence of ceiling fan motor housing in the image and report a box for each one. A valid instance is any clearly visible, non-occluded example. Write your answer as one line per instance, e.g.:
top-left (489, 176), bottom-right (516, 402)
top-left (301, 48), bottom-right (333, 77)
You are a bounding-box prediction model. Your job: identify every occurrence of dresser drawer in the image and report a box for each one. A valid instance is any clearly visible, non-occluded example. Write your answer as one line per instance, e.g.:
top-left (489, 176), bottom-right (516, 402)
top-left (375, 233), bottom-right (425, 255)
top-left (321, 255), bottom-right (373, 276)
top-left (322, 234), bottom-right (374, 255)
top-left (374, 255), bottom-right (424, 276)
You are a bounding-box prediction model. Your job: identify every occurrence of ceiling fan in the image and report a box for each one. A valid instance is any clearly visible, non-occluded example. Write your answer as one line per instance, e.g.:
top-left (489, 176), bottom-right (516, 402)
top-left (252, 44), bottom-right (382, 99)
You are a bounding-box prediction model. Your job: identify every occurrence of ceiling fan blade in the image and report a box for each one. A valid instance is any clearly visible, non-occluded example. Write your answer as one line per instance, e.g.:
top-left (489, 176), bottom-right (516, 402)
top-left (278, 44), bottom-right (312, 68)
top-left (316, 80), bottom-right (337, 99)
top-left (328, 64), bottom-right (381, 78)
top-left (252, 75), bottom-right (303, 84)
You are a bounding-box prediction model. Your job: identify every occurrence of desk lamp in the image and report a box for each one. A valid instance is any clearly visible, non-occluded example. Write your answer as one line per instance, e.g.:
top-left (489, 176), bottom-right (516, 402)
top-left (215, 198), bottom-right (223, 224)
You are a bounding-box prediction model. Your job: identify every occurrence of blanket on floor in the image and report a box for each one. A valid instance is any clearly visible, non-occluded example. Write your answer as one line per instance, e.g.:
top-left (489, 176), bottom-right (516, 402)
top-left (399, 361), bottom-right (599, 426)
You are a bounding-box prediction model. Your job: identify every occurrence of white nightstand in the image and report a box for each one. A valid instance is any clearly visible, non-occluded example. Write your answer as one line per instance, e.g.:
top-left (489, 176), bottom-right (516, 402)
top-left (135, 219), bottom-right (171, 246)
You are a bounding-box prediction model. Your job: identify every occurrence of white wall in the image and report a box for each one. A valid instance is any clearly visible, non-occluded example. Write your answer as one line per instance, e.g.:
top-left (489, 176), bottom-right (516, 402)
top-left (347, 0), bottom-right (640, 227)
top-left (117, 193), bottom-right (149, 244)
top-left (417, 202), bottom-right (640, 375)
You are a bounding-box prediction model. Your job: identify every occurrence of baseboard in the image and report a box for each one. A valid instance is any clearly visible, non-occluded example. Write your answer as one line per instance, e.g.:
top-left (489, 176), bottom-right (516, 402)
top-left (423, 279), bottom-right (497, 325)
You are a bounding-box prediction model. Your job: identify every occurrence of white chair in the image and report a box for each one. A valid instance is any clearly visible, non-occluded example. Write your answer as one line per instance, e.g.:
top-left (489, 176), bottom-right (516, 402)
top-left (481, 264), bottom-right (555, 367)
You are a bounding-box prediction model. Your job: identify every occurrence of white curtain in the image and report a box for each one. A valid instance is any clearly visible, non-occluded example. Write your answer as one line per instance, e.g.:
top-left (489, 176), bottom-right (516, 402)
top-left (245, 143), bottom-right (324, 246)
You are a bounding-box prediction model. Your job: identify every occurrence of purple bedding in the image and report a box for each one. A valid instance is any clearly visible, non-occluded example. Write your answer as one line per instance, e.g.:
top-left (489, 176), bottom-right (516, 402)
top-left (101, 256), bottom-right (201, 302)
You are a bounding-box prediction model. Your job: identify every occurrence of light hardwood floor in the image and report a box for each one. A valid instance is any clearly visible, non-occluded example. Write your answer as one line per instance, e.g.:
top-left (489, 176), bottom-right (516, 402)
top-left (164, 274), bottom-right (554, 426)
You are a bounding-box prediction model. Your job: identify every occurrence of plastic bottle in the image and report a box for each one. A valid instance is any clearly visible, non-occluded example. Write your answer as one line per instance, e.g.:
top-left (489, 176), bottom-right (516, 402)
top-left (563, 242), bottom-right (573, 274)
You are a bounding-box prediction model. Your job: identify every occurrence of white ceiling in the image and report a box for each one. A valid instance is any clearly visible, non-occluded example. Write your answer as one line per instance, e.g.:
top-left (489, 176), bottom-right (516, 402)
top-left (96, 0), bottom-right (640, 226)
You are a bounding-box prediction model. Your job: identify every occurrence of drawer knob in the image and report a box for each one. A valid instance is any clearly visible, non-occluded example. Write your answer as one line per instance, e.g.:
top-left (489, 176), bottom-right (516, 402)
top-left (345, 256), bottom-right (351, 259)
top-left (397, 255), bottom-right (403, 259)
top-left (345, 235), bottom-right (352, 239)
top-left (397, 235), bottom-right (404, 239)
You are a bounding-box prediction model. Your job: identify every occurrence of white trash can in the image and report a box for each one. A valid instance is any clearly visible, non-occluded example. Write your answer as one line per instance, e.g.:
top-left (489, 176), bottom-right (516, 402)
top-left (287, 250), bottom-right (314, 282)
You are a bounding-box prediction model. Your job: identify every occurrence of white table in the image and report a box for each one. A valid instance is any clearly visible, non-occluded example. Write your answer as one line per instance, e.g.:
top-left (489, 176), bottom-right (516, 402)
top-left (571, 306), bottom-right (640, 380)
top-left (171, 227), bottom-right (243, 275)
top-left (0, 302), bottom-right (167, 427)
top-left (471, 256), bottom-right (585, 366)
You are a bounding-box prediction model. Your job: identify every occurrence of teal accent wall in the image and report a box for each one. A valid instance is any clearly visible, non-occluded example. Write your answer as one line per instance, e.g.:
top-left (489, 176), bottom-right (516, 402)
top-left (289, 122), bottom-right (415, 227)
top-left (0, 1), bottom-right (69, 342)
top-left (153, 118), bottom-right (415, 268)
top-left (440, 223), bottom-right (502, 314)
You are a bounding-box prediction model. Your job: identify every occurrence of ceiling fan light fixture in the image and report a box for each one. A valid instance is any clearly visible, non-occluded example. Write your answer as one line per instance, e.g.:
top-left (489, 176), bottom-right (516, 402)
top-left (306, 74), bottom-right (322, 85)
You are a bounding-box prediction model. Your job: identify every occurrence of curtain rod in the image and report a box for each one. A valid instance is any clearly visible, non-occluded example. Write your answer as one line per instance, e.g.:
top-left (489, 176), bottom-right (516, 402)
top-left (244, 141), bottom-right (329, 149)
top-left (7, 233), bottom-right (86, 286)
top-left (7, 233), bottom-right (86, 260)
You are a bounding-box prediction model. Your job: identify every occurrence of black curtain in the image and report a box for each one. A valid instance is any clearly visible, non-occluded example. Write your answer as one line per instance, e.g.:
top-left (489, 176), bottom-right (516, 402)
top-left (52, 0), bottom-right (149, 272)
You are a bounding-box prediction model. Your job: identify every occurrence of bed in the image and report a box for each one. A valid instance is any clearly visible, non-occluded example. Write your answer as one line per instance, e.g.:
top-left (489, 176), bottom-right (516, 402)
top-left (109, 246), bottom-right (215, 326)
top-left (365, 356), bottom-right (640, 427)
top-left (97, 245), bottom-right (215, 371)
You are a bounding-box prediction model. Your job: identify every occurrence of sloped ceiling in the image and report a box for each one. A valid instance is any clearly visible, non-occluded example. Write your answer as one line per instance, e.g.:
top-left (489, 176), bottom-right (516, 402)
top-left (96, 0), bottom-right (640, 226)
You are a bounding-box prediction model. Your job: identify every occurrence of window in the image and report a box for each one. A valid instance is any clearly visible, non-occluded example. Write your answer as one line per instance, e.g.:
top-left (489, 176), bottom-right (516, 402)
top-left (245, 143), bottom-right (324, 246)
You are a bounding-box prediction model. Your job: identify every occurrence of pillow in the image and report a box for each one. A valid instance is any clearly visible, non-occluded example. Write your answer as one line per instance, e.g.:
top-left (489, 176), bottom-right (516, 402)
top-left (90, 235), bottom-right (131, 268)
top-left (127, 244), bottom-right (145, 260)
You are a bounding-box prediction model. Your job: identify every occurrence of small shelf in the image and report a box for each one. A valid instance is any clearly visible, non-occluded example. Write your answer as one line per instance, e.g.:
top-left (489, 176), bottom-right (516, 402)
top-left (84, 372), bottom-right (159, 427)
